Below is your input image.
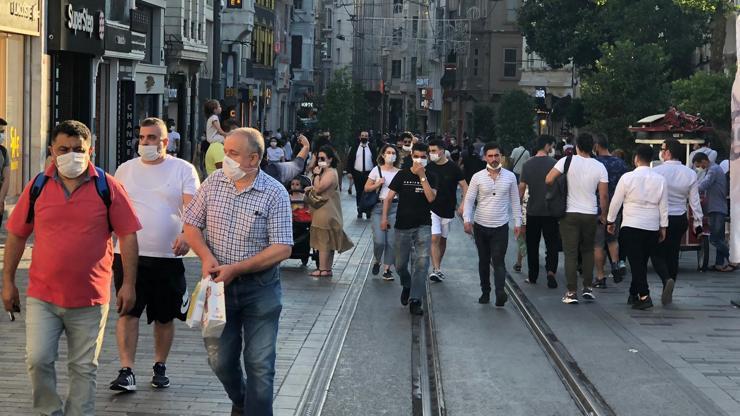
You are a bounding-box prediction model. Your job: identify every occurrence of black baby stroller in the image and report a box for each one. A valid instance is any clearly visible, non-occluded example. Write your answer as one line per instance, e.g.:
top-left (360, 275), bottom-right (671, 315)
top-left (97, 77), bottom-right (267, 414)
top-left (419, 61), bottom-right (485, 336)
top-left (287, 175), bottom-right (318, 266)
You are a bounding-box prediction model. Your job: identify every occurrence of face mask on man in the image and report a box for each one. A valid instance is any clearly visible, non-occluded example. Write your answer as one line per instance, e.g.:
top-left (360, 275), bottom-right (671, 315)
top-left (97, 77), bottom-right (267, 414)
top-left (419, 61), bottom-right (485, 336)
top-left (429, 152), bottom-right (440, 162)
top-left (222, 156), bottom-right (247, 181)
top-left (360, 137), bottom-right (368, 144)
top-left (402, 144), bottom-right (412, 152)
top-left (56, 151), bottom-right (89, 179)
top-left (138, 144), bottom-right (162, 162)
top-left (270, 141), bottom-right (277, 148)
top-left (486, 162), bottom-right (501, 171)
top-left (450, 140), bottom-right (456, 146)
top-left (695, 166), bottom-right (705, 174)
top-left (412, 157), bottom-right (428, 167)
top-left (658, 151), bottom-right (665, 162)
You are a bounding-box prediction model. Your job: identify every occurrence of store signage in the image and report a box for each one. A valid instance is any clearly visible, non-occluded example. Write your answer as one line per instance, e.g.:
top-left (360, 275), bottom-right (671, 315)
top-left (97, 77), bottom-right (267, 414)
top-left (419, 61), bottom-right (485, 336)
top-left (0, 0), bottom-right (40, 36)
top-left (416, 78), bottom-right (429, 87)
top-left (116, 80), bottom-right (136, 167)
top-left (47, 0), bottom-right (105, 55)
top-left (300, 102), bottom-right (313, 108)
top-left (104, 24), bottom-right (131, 53)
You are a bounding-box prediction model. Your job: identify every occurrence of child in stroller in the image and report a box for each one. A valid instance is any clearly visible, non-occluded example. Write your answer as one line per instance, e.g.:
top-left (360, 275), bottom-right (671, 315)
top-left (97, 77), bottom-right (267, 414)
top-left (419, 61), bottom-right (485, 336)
top-left (288, 175), bottom-right (315, 265)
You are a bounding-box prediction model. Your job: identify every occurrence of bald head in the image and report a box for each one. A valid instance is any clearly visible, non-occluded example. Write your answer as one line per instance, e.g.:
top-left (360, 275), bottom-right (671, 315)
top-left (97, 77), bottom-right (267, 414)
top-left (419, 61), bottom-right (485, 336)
top-left (226, 127), bottom-right (265, 159)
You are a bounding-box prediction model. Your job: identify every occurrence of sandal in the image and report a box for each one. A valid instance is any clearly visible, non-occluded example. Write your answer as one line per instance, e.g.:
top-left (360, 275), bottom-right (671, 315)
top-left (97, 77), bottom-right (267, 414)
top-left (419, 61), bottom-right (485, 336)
top-left (513, 263), bottom-right (522, 273)
top-left (712, 265), bottom-right (735, 273)
top-left (309, 269), bottom-right (324, 277)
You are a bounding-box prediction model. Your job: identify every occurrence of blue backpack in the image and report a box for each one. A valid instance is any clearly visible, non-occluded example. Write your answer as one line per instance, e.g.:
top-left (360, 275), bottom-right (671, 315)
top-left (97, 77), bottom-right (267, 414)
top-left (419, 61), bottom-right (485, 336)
top-left (25, 166), bottom-right (112, 231)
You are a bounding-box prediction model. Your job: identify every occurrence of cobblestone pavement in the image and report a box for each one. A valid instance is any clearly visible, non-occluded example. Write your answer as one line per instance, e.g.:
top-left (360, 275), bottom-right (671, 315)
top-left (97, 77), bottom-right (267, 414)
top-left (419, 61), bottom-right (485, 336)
top-left (0, 188), bottom-right (373, 416)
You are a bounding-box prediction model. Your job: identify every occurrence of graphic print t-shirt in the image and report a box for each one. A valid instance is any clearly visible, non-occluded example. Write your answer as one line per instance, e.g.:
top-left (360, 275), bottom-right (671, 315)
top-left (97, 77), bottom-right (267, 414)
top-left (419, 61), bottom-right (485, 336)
top-left (389, 169), bottom-right (438, 229)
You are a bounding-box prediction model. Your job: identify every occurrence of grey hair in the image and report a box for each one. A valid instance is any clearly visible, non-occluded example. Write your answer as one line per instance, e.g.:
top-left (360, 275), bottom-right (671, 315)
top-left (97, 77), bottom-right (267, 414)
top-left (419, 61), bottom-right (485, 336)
top-left (227, 127), bottom-right (265, 159)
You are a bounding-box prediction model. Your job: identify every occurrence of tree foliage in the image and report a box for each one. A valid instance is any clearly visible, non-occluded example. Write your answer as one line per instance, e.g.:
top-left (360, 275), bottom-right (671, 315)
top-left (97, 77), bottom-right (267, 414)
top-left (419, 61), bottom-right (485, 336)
top-left (472, 104), bottom-right (495, 141)
top-left (351, 82), bottom-right (370, 136)
top-left (671, 71), bottom-right (733, 129)
top-left (519, 0), bottom-right (708, 78)
top-left (496, 91), bottom-right (535, 150)
top-left (581, 41), bottom-right (670, 149)
top-left (317, 68), bottom-right (355, 150)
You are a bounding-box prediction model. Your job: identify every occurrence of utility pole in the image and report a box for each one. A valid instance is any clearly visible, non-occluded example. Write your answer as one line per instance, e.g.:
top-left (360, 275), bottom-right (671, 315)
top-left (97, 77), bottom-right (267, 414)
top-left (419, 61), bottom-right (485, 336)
top-left (212, 0), bottom-right (223, 100)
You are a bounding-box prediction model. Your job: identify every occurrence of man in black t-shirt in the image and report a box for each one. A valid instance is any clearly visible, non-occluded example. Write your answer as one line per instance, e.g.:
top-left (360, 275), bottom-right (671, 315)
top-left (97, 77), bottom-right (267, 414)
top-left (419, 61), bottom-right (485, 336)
top-left (381, 143), bottom-right (437, 315)
top-left (427, 139), bottom-right (467, 282)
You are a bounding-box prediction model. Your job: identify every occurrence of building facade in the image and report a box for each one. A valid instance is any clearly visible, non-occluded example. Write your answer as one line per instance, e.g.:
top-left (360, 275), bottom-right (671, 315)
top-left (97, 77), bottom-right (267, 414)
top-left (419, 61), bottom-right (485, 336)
top-left (287, 0), bottom-right (315, 130)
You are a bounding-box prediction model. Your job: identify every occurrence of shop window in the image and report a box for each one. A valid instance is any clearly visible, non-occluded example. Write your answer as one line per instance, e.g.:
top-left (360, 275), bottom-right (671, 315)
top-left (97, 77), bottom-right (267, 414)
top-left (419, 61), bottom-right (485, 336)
top-left (504, 48), bottom-right (517, 78)
top-left (392, 60), bottom-right (401, 78)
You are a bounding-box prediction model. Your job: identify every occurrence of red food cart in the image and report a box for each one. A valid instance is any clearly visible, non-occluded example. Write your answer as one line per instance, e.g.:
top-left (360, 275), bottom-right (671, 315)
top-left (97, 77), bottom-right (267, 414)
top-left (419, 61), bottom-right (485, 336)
top-left (628, 108), bottom-right (712, 271)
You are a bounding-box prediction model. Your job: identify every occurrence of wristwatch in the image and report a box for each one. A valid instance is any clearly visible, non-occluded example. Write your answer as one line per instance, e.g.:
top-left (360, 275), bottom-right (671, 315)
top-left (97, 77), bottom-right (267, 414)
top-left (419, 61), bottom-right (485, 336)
top-left (420, 177), bottom-right (427, 183)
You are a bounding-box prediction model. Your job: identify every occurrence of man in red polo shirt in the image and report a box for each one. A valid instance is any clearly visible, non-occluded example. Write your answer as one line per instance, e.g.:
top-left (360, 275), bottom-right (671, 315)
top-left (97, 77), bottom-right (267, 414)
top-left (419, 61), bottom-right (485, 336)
top-left (1, 120), bottom-right (141, 416)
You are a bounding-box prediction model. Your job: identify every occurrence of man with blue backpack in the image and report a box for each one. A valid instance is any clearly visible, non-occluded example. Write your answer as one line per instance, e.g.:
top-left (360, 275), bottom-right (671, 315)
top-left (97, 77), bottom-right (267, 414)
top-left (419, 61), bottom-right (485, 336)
top-left (2, 120), bottom-right (142, 416)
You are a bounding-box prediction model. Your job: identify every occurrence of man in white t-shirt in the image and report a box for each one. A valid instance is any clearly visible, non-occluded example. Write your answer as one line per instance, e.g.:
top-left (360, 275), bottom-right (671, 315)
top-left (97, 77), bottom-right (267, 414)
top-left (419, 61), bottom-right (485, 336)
top-left (546, 133), bottom-right (608, 305)
top-left (166, 120), bottom-right (180, 156)
top-left (109, 117), bottom-right (200, 392)
top-left (266, 138), bottom-right (285, 162)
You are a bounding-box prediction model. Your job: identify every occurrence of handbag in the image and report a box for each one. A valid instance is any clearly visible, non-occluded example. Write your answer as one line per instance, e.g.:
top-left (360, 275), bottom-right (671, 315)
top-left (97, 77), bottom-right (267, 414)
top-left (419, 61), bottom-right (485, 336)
top-left (304, 188), bottom-right (328, 209)
top-left (358, 166), bottom-right (382, 211)
top-left (545, 155), bottom-right (572, 218)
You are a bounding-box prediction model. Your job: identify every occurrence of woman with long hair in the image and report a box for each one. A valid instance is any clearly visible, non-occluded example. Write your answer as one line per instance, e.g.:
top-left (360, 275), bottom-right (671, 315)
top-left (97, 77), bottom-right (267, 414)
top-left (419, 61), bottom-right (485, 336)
top-left (364, 144), bottom-right (401, 279)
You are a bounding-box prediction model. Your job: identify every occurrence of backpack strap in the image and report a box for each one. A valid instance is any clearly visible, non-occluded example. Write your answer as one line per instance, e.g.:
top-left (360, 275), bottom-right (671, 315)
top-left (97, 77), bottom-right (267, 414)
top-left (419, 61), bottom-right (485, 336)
top-left (93, 167), bottom-right (113, 232)
top-left (25, 173), bottom-right (50, 224)
top-left (563, 154), bottom-right (573, 175)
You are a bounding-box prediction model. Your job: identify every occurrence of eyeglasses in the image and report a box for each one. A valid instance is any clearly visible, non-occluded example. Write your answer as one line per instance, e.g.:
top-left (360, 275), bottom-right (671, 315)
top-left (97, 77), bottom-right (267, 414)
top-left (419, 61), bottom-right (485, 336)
top-left (318, 157), bottom-right (327, 161)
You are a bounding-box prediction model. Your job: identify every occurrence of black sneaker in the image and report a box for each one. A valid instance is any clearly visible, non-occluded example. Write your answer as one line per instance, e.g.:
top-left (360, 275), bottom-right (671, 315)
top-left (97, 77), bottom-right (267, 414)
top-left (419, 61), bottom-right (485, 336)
top-left (731, 298), bottom-right (740, 308)
top-left (151, 362), bottom-right (170, 389)
top-left (547, 274), bottom-right (558, 289)
top-left (627, 294), bottom-right (637, 305)
top-left (593, 278), bottom-right (607, 289)
top-left (110, 367), bottom-right (136, 391)
top-left (371, 263), bottom-right (381, 275)
top-left (632, 295), bottom-right (654, 310)
top-left (429, 270), bottom-right (442, 282)
top-left (478, 292), bottom-right (490, 304)
top-left (382, 270), bottom-right (395, 281)
top-left (561, 292), bottom-right (578, 304)
top-left (494, 290), bottom-right (507, 307)
top-left (614, 261), bottom-right (627, 283)
top-left (582, 288), bottom-right (595, 301)
top-left (662, 278), bottom-right (675, 305)
top-left (400, 287), bottom-right (410, 306)
top-left (409, 300), bottom-right (423, 315)
top-left (231, 405), bottom-right (244, 416)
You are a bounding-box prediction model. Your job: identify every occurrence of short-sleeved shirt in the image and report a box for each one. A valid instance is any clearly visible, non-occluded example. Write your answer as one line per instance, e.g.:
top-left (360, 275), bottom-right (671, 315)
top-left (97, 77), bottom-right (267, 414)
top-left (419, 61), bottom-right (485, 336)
top-left (367, 165), bottom-right (400, 200)
top-left (427, 160), bottom-right (464, 218)
top-left (205, 114), bottom-right (221, 144)
top-left (267, 146), bottom-right (285, 162)
top-left (595, 155), bottom-right (628, 199)
top-left (553, 155), bottom-right (608, 215)
top-left (205, 141), bottom-right (225, 175)
top-left (166, 131), bottom-right (181, 152)
top-left (182, 169), bottom-right (293, 266)
top-left (388, 169), bottom-right (437, 229)
top-left (0, 145), bottom-right (8, 182)
top-left (114, 156), bottom-right (200, 257)
top-left (520, 156), bottom-right (557, 216)
top-left (6, 163), bottom-right (142, 308)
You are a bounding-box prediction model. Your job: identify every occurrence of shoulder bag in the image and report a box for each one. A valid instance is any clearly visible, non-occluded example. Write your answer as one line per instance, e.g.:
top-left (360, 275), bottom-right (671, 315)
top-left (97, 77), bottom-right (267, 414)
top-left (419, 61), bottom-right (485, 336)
top-left (545, 155), bottom-right (572, 218)
top-left (358, 166), bottom-right (382, 211)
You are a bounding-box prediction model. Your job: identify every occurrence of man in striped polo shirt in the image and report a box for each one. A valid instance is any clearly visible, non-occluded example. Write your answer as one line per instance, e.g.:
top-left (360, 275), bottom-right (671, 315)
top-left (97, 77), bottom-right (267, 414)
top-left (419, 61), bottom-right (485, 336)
top-left (463, 142), bottom-right (522, 306)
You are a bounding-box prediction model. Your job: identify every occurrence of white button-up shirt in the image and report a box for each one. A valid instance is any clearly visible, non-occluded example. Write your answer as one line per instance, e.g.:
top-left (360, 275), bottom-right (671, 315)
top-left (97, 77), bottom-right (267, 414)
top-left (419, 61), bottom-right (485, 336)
top-left (353, 144), bottom-right (373, 172)
top-left (607, 166), bottom-right (668, 231)
top-left (652, 160), bottom-right (703, 228)
top-left (463, 167), bottom-right (521, 228)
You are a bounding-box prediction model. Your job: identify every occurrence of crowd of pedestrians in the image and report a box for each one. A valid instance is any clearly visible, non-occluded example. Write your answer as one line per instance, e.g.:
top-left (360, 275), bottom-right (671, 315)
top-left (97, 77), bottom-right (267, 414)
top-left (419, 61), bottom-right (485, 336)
top-left (1, 109), bottom-right (739, 415)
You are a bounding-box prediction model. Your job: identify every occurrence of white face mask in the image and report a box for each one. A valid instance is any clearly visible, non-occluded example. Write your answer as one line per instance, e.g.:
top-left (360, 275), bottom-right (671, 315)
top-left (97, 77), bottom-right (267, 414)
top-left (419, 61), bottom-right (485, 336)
top-left (138, 144), bottom-right (162, 162)
top-left (412, 157), bottom-right (428, 167)
top-left (487, 162), bottom-right (501, 171)
top-left (429, 153), bottom-right (440, 162)
top-left (270, 142), bottom-right (277, 148)
top-left (402, 145), bottom-right (412, 152)
top-left (222, 156), bottom-right (246, 181)
top-left (385, 154), bottom-right (396, 164)
top-left (0, 133), bottom-right (5, 143)
top-left (658, 151), bottom-right (665, 162)
top-left (56, 151), bottom-right (89, 179)
top-left (548, 148), bottom-right (555, 157)
top-left (318, 161), bottom-right (329, 168)
top-left (695, 166), bottom-right (705, 174)
top-left (450, 140), bottom-right (456, 146)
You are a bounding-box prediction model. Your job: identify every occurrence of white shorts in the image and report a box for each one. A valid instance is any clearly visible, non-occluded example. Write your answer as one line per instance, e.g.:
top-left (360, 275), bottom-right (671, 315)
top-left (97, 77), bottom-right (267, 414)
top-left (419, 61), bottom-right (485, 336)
top-left (431, 212), bottom-right (453, 238)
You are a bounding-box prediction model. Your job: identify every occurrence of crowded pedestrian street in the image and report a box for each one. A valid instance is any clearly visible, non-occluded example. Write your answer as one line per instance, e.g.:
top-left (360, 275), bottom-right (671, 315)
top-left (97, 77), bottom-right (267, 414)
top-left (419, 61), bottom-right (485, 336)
top-left (1, 188), bottom-right (740, 416)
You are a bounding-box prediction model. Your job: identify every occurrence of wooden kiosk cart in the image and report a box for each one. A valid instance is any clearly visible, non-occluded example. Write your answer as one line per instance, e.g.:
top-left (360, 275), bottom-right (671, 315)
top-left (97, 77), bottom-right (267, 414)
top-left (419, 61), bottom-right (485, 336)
top-left (628, 108), bottom-right (712, 271)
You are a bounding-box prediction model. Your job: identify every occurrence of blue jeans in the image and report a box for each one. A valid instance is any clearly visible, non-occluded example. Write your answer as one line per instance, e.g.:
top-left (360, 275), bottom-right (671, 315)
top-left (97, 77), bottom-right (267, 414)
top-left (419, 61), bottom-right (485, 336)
top-left (709, 213), bottom-right (730, 266)
top-left (394, 226), bottom-right (431, 301)
top-left (204, 267), bottom-right (282, 415)
top-left (371, 201), bottom-right (397, 266)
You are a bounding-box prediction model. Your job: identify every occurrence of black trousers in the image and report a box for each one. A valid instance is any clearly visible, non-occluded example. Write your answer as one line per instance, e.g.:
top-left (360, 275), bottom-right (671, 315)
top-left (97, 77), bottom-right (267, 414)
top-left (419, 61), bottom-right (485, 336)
top-left (525, 215), bottom-right (559, 281)
top-left (650, 214), bottom-right (688, 284)
top-left (473, 223), bottom-right (509, 293)
top-left (352, 169), bottom-right (372, 215)
top-left (621, 227), bottom-right (659, 297)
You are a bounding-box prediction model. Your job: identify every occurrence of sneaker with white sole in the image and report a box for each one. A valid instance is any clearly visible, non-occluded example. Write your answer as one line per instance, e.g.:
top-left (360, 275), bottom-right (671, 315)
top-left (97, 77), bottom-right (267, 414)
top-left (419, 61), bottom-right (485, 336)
top-left (382, 270), bottom-right (395, 281)
top-left (110, 367), bottom-right (136, 391)
top-left (151, 362), bottom-right (170, 388)
top-left (429, 270), bottom-right (443, 282)
top-left (582, 287), bottom-right (595, 301)
top-left (562, 292), bottom-right (579, 304)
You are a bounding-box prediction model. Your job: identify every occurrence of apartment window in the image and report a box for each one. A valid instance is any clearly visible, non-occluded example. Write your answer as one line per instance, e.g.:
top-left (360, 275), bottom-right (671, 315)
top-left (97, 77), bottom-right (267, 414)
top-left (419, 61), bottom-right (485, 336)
top-left (504, 48), bottom-right (517, 78)
top-left (199, 23), bottom-right (203, 41)
top-left (402, 57), bottom-right (406, 80)
top-left (392, 27), bottom-right (402, 45)
top-left (326, 38), bottom-right (332, 58)
top-left (392, 60), bottom-right (401, 78)
top-left (506, 0), bottom-right (517, 23)
top-left (183, 19), bottom-right (188, 38)
top-left (325, 8), bottom-right (332, 28)
top-left (411, 57), bottom-right (417, 81)
top-left (412, 16), bottom-right (418, 37)
top-left (291, 36), bottom-right (302, 68)
top-left (336, 48), bottom-right (340, 63)
top-left (337, 19), bottom-right (341, 35)
top-left (294, 0), bottom-right (302, 10)
top-left (393, 0), bottom-right (403, 14)
top-left (473, 59), bottom-right (478, 76)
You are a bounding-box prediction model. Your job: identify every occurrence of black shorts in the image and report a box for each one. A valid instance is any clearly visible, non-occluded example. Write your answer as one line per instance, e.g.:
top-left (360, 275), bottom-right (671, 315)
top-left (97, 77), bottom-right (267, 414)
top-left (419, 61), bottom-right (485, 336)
top-left (113, 254), bottom-right (188, 324)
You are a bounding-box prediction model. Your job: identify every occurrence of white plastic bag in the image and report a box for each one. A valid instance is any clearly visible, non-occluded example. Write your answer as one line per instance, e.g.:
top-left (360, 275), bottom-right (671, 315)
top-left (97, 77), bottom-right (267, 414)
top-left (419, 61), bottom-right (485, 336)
top-left (185, 276), bottom-right (209, 328)
top-left (201, 279), bottom-right (227, 338)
